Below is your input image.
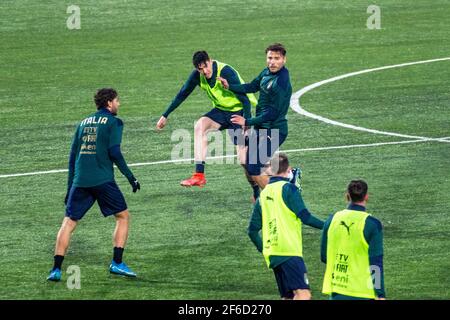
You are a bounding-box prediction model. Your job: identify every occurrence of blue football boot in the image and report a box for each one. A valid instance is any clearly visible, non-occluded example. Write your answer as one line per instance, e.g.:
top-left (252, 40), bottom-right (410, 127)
top-left (109, 261), bottom-right (137, 277)
top-left (47, 268), bottom-right (62, 282)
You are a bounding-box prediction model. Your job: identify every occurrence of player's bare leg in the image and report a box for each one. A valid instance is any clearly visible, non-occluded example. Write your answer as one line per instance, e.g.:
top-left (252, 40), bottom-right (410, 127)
top-left (181, 116), bottom-right (220, 187)
top-left (109, 209), bottom-right (136, 277)
top-left (251, 174), bottom-right (270, 189)
top-left (47, 217), bottom-right (78, 281)
top-left (195, 117), bottom-right (221, 161)
top-left (55, 217), bottom-right (78, 256)
top-left (293, 289), bottom-right (312, 300)
top-left (113, 209), bottom-right (129, 248)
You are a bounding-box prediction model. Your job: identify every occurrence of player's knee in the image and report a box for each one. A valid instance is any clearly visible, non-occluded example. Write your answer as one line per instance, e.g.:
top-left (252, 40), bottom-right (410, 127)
top-left (194, 118), bottom-right (207, 134)
top-left (63, 217), bottom-right (78, 229)
top-left (293, 289), bottom-right (311, 300)
top-left (115, 209), bottom-right (129, 221)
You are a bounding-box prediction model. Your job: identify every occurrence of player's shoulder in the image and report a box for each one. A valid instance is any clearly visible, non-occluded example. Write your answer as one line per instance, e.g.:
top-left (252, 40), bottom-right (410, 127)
top-left (283, 181), bottom-right (299, 194)
top-left (366, 215), bottom-right (383, 231)
top-left (187, 68), bottom-right (200, 83)
top-left (102, 113), bottom-right (124, 127)
top-left (261, 67), bottom-right (271, 76)
top-left (113, 116), bottom-right (124, 127)
top-left (282, 181), bottom-right (304, 202)
top-left (277, 67), bottom-right (290, 83)
top-left (219, 64), bottom-right (237, 78)
top-left (221, 64), bottom-right (236, 74)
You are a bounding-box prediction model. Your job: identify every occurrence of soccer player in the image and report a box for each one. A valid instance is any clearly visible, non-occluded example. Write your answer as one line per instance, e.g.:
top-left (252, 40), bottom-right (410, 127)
top-left (321, 180), bottom-right (386, 300)
top-left (47, 88), bottom-right (141, 281)
top-left (218, 43), bottom-right (292, 190)
top-left (156, 51), bottom-right (260, 200)
top-left (247, 153), bottom-right (324, 300)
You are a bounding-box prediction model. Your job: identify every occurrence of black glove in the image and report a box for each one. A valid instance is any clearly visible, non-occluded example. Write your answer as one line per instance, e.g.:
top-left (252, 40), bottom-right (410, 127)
top-left (128, 176), bottom-right (141, 193)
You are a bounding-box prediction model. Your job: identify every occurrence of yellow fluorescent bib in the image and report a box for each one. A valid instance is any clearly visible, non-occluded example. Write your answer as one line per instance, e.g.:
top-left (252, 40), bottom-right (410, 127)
top-left (260, 181), bottom-right (303, 268)
top-left (199, 61), bottom-right (257, 112)
top-left (322, 209), bottom-right (376, 299)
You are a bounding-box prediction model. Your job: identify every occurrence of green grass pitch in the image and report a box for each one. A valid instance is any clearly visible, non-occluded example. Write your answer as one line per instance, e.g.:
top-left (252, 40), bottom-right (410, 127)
top-left (0, 0), bottom-right (449, 299)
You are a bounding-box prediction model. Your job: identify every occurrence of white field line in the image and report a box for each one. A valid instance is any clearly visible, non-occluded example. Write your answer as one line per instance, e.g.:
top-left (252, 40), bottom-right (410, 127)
top-left (0, 138), bottom-right (437, 179)
top-left (290, 56), bottom-right (450, 143)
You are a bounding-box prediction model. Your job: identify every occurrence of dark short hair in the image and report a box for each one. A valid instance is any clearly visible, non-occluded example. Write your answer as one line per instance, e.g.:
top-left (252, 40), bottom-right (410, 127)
top-left (192, 51), bottom-right (210, 68)
top-left (270, 152), bottom-right (289, 175)
top-left (265, 43), bottom-right (286, 56)
top-left (94, 88), bottom-right (118, 109)
top-left (347, 180), bottom-right (368, 202)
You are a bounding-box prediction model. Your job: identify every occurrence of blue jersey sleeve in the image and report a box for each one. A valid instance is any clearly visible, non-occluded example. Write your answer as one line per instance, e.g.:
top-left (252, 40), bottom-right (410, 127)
top-left (109, 118), bottom-right (124, 147)
top-left (108, 118), bottom-right (134, 181)
top-left (364, 216), bottom-right (385, 298)
top-left (282, 183), bottom-right (324, 229)
top-left (320, 214), bottom-right (334, 263)
top-left (162, 70), bottom-right (199, 118)
top-left (67, 125), bottom-right (79, 189)
top-left (221, 66), bottom-right (252, 118)
top-left (228, 70), bottom-right (263, 94)
top-left (108, 144), bottom-right (134, 181)
top-left (247, 199), bottom-right (263, 252)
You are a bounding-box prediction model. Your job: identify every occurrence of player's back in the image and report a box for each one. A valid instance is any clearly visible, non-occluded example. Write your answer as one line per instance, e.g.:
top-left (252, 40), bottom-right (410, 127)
top-left (72, 108), bottom-right (123, 187)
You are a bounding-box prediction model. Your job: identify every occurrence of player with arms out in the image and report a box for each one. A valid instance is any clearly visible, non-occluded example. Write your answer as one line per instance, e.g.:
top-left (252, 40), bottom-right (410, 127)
top-left (156, 51), bottom-right (260, 200)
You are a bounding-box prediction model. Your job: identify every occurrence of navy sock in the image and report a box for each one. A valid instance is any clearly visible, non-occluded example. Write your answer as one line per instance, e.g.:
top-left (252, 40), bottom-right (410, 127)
top-left (195, 161), bottom-right (205, 174)
top-left (53, 255), bottom-right (64, 271)
top-left (113, 247), bottom-right (124, 264)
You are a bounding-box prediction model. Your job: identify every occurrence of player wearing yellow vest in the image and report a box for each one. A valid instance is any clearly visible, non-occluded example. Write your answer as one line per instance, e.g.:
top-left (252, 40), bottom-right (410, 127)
top-left (248, 153), bottom-right (324, 300)
top-left (321, 180), bottom-right (386, 300)
top-left (156, 51), bottom-right (259, 200)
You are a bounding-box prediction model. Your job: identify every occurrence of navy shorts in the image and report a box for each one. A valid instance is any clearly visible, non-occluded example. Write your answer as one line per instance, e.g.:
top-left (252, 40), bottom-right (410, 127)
top-left (273, 256), bottom-right (310, 299)
top-left (65, 181), bottom-right (128, 221)
top-left (203, 108), bottom-right (245, 145)
top-left (246, 128), bottom-right (287, 176)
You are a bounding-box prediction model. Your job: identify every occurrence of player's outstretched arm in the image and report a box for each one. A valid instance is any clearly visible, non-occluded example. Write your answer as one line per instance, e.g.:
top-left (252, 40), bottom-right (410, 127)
top-left (220, 72), bottom-right (262, 94)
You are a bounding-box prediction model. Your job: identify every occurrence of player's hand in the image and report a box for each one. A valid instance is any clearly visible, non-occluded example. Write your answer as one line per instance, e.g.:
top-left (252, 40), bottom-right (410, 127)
top-left (231, 114), bottom-right (245, 126)
top-left (217, 77), bottom-right (229, 89)
top-left (128, 177), bottom-right (141, 193)
top-left (156, 116), bottom-right (167, 130)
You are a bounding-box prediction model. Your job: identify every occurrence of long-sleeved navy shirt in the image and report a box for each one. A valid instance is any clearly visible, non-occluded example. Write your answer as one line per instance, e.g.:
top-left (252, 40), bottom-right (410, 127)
top-left (67, 108), bottom-right (134, 189)
top-left (248, 176), bottom-right (324, 268)
top-left (321, 203), bottom-right (385, 299)
top-left (228, 66), bottom-right (292, 136)
top-left (162, 61), bottom-right (251, 119)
